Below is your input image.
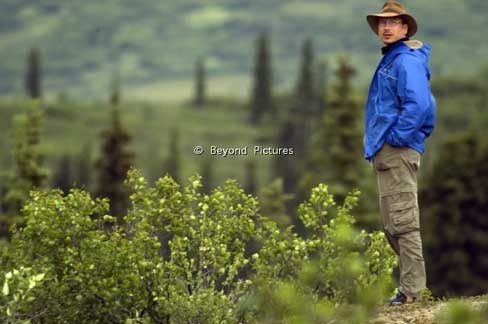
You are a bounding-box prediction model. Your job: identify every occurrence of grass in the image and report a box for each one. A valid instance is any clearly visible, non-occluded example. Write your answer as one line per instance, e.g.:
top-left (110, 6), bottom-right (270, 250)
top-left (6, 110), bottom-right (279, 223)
top-left (184, 6), bottom-right (234, 28)
top-left (280, 1), bottom-right (344, 18)
top-left (125, 74), bottom-right (251, 103)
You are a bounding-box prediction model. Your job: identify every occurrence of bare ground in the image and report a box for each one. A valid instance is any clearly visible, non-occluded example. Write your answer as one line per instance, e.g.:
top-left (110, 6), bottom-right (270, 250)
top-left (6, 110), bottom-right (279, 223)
top-left (371, 295), bottom-right (488, 324)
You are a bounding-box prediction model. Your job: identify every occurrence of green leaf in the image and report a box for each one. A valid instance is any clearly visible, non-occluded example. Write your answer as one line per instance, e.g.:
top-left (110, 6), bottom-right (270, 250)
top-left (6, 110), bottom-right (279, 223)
top-left (2, 280), bottom-right (8, 296)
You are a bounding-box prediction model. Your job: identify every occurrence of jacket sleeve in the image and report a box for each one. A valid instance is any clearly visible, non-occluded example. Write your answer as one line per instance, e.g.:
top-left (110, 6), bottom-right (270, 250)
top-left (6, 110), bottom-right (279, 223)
top-left (385, 55), bottom-right (430, 147)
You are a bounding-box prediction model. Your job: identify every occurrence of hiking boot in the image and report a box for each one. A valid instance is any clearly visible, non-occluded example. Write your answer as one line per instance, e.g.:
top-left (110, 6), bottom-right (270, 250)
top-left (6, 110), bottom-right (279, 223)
top-left (389, 290), bottom-right (416, 306)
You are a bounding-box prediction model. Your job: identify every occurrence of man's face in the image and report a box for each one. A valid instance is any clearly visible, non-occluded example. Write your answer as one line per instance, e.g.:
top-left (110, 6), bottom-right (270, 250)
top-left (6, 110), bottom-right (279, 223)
top-left (378, 17), bottom-right (408, 45)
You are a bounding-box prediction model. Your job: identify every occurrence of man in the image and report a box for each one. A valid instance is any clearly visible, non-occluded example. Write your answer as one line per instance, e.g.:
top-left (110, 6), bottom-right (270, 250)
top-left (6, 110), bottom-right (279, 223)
top-left (364, 1), bottom-right (436, 306)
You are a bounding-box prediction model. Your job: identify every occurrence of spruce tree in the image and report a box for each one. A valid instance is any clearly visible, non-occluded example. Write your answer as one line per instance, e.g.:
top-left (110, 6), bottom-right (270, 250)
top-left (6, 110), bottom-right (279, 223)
top-left (271, 115), bottom-right (307, 230)
top-left (4, 103), bottom-right (47, 213)
top-left (270, 43), bottom-right (321, 203)
top-left (244, 160), bottom-right (257, 195)
top-left (299, 54), bottom-right (376, 228)
top-left (295, 38), bottom-right (315, 110)
top-left (292, 38), bottom-right (317, 149)
top-left (315, 60), bottom-right (328, 118)
top-left (0, 186), bottom-right (7, 215)
top-left (76, 143), bottom-right (92, 191)
top-left (0, 185), bottom-right (10, 239)
top-left (480, 62), bottom-right (488, 109)
top-left (95, 82), bottom-right (134, 221)
top-left (259, 178), bottom-right (294, 229)
top-left (52, 154), bottom-right (71, 193)
top-left (199, 156), bottom-right (213, 194)
top-left (25, 47), bottom-right (42, 99)
top-left (305, 54), bottom-right (363, 194)
top-left (272, 118), bottom-right (301, 195)
top-left (110, 74), bottom-right (120, 107)
top-left (250, 32), bottom-right (273, 124)
top-left (15, 106), bottom-right (47, 188)
top-left (421, 131), bottom-right (488, 297)
top-left (194, 58), bottom-right (206, 107)
top-left (326, 54), bottom-right (363, 194)
top-left (163, 127), bottom-right (181, 184)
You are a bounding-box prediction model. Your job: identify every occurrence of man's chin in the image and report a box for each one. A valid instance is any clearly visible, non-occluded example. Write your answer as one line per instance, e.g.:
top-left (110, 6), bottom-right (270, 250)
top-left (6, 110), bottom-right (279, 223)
top-left (381, 38), bottom-right (395, 45)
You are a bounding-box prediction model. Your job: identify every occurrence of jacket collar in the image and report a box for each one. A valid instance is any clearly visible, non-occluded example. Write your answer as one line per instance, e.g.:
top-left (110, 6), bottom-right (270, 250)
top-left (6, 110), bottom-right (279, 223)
top-left (378, 38), bottom-right (415, 68)
top-left (381, 37), bottom-right (410, 55)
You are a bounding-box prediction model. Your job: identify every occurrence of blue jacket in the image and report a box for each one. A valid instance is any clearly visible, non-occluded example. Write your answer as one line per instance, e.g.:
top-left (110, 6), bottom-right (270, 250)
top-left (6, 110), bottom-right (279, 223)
top-left (364, 40), bottom-right (436, 160)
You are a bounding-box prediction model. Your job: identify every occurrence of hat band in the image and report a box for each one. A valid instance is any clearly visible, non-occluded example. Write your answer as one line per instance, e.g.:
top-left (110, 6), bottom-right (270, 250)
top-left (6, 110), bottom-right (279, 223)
top-left (381, 9), bottom-right (404, 15)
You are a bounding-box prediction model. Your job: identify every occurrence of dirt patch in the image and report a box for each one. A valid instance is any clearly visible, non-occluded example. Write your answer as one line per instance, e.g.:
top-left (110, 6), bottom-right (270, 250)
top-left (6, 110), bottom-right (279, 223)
top-left (371, 295), bottom-right (487, 324)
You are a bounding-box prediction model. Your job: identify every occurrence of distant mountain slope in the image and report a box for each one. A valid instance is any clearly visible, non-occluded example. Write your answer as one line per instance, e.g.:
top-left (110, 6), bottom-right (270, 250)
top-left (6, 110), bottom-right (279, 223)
top-left (1, 0), bottom-right (487, 101)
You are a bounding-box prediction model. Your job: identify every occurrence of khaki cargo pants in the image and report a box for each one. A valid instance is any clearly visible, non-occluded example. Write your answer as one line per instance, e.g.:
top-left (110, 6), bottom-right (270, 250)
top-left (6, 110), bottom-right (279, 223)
top-left (372, 143), bottom-right (426, 299)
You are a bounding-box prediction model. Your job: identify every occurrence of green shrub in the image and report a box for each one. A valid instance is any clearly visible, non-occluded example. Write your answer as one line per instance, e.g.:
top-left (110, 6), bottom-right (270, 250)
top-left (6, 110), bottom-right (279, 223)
top-left (249, 185), bottom-right (396, 323)
top-left (0, 170), bottom-right (397, 323)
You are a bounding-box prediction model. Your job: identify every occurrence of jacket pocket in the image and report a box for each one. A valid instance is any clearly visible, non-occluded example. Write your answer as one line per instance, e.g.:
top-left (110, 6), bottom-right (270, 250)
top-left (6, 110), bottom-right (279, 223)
top-left (378, 68), bottom-right (398, 109)
top-left (389, 197), bottom-right (419, 235)
top-left (413, 131), bottom-right (427, 147)
top-left (367, 114), bottom-right (394, 152)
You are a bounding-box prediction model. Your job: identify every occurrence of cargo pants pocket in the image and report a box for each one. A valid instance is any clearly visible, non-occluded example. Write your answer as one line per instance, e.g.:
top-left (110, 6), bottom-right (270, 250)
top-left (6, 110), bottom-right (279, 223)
top-left (374, 153), bottom-right (405, 195)
top-left (388, 193), bottom-right (420, 235)
top-left (374, 149), bottom-right (419, 196)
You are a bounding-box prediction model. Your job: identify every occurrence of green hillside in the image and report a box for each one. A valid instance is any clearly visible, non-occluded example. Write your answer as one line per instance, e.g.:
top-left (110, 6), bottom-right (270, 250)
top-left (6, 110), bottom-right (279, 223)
top-left (1, 0), bottom-right (487, 101)
top-left (0, 98), bottom-right (279, 192)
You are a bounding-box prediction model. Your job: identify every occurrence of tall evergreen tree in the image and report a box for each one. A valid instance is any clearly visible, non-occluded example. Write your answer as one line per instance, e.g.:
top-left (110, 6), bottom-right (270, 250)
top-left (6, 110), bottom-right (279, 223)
top-left (249, 32), bottom-right (273, 124)
top-left (315, 60), bottom-right (328, 117)
top-left (163, 128), bottom-right (181, 184)
top-left (271, 115), bottom-right (306, 230)
top-left (4, 104), bottom-right (47, 213)
top-left (295, 38), bottom-right (315, 110)
top-left (76, 143), bottom-right (92, 191)
top-left (300, 54), bottom-right (375, 229)
top-left (0, 186), bottom-right (7, 215)
top-left (480, 62), bottom-right (488, 109)
top-left (15, 107), bottom-right (46, 189)
top-left (95, 82), bottom-right (134, 221)
top-left (0, 185), bottom-right (10, 239)
top-left (199, 156), bottom-right (213, 194)
top-left (244, 161), bottom-right (257, 195)
top-left (421, 131), bottom-right (488, 297)
top-left (259, 178), bottom-right (294, 229)
top-left (25, 47), bottom-right (42, 99)
top-left (272, 118), bottom-right (302, 195)
top-left (307, 54), bottom-right (363, 193)
top-left (52, 154), bottom-right (71, 193)
top-left (110, 74), bottom-right (120, 107)
top-left (193, 58), bottom-right (207, 107)
top-left (291, 38), bottom-right (317, 150)
top-left (271, 40), bottom-right (317, 200)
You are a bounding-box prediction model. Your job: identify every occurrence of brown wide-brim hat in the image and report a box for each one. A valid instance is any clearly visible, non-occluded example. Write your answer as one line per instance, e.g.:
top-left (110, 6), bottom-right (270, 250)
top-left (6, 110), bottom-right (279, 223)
top-left (367, 1), bottom-right (417, 37)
